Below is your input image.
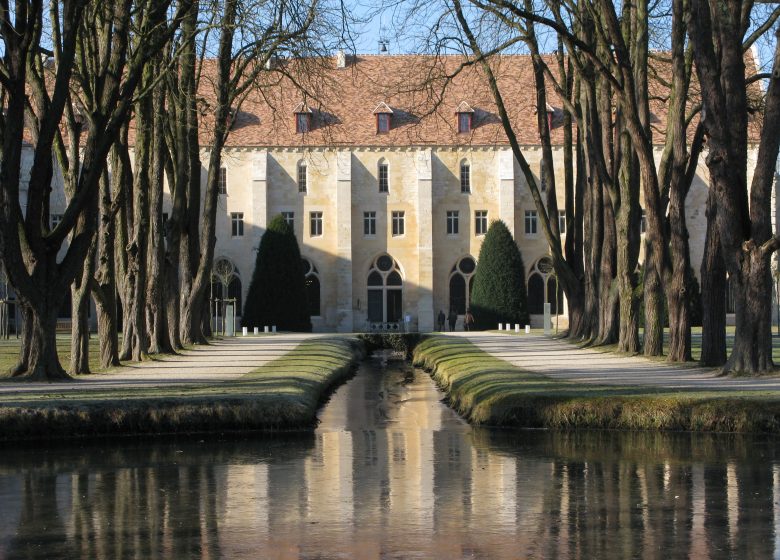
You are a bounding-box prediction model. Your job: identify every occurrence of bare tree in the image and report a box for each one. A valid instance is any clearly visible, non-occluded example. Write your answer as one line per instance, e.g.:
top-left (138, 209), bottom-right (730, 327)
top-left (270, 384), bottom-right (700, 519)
top-left (688, 1), bottom-right (780, 373)
top-left (0, 0), bottom-right (191, 380)
top-left (164, 0), bottom-right (345, 346)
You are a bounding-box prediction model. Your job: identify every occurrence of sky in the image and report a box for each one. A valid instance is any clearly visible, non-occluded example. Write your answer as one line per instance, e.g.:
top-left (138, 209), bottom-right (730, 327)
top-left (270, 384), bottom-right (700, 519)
top-left (349, 1), bottom-right (778, 74)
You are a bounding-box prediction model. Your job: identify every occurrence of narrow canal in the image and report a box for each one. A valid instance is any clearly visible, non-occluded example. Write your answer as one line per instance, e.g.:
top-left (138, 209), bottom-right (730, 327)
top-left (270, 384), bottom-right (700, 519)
top-left (1, 352), bottom-right (780, 558)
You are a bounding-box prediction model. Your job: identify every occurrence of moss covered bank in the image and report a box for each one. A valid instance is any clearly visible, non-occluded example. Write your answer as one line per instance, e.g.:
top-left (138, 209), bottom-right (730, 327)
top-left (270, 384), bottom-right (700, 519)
top-left (0, 337), bottom-right (364, 442)
top-left (413, 335), bottom-right (780, 433)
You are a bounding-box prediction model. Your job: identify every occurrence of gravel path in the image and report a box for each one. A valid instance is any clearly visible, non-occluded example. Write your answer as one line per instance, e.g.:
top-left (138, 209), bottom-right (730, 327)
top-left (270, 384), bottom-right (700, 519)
top-left (458, 331), bottom-right (780, 391)
top-left (0, 333), bottom-right (320, 394)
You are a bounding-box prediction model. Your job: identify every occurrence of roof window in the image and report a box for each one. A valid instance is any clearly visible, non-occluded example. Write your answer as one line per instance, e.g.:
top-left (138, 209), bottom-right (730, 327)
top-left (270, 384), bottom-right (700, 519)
top-left (294, 102), bottom-right (313, 133)
top-left (456, 101), bottom-right (474, 133)
top-left (374, 102), bottom-right (393, 134)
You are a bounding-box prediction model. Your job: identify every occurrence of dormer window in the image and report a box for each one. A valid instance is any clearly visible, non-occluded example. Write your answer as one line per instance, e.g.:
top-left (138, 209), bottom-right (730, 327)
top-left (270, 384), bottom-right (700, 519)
top-left (545, 103), bottom-right (555, 132)
top-left (377, 113), bottom-right (391, 133)
top-left (373, 102), bottom-right (393, 134)
top-left (293, 102), bottom-right (313, 133)
top-left (458, 113), bottom-right (472, 133)
top-left (296, 113), bottom-right (310, 133)
top-left (456, 101), bottom-right (474, 133)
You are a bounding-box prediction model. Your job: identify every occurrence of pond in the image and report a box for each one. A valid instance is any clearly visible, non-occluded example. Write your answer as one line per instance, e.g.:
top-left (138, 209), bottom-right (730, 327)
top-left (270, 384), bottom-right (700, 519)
top-left (1, 352), bottom-right (779, 558)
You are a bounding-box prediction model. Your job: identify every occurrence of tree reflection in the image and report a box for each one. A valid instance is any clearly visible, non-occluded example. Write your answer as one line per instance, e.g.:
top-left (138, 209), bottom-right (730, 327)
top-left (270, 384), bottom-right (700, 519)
top-left (2, 399), bottom-right (780, 558)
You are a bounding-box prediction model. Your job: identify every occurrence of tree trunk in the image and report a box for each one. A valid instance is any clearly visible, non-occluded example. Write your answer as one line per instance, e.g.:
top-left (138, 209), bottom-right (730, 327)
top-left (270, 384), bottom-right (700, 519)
top-left (726, 245), bottom-right (775, 373)
top-left (146, 78), bottom-right (172, 355)
top-left (662, 0), bottom-right (695, 363)
top-left (583, 170), bottom-right (602, 344)
top-left (69, 242), bottom-right (96, 375)
top-left (615, 125), bottom-right (641, 354)
top-left (181, 0), bottom-right (239, 346)
top-left (616, 215), bottom-right (640, 354)
top-left (597, 182), bottom-right (619, 344)
top-left (12, 301), bottom-right (69, 381)
top-left (119, 86), bottom-right (153, 361)
top-left (643, 250), bottom-right (665, 356)
top-left (566, 284), bottom-right (588, 340)
top-left (93, 169), bottom-right (121, 369)
top-left (700, 192), bottom-right (727, 366)
top-left (666, 185), bottom-right (692, 362)
top-left (93, 285), bottom-right (120, 369)
top-left (10, 304), bottom-right (33, 376)
top-left (567, 123), bottom-right (590, 341)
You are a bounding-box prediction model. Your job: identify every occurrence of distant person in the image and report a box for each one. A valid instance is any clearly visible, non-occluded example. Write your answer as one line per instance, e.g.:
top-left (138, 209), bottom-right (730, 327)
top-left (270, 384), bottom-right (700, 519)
top-left (464, 309), bottom-right (475, 332)
top-left (448, 308), bottom-right (458, 331)
top-left (437, 309), bottom-right (446, 331)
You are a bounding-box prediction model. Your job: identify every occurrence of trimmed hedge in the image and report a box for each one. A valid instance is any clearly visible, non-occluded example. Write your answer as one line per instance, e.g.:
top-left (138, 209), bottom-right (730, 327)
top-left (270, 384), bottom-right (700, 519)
top-left (243, 215), bottom-right (311, 331)
top-left (469, 220), bottom-right (529, 329)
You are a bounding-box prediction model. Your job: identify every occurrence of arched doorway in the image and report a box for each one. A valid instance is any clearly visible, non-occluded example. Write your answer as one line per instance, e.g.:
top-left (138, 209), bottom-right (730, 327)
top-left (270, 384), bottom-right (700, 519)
top-left (527, 256), bottom-right (562, 315)
top-left (367, 254), bottom-right (403, 324)
top-left (449, 256), bottom-right (476, 314)
top-left (301, 257), bottom-right (321, 317)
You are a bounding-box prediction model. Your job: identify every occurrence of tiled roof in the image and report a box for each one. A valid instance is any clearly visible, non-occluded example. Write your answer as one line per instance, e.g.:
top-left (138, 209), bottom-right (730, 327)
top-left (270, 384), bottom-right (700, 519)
top-left (206, 54), bottom-right (571, 147)
top-left (142, 52), bottom-right (765, 148)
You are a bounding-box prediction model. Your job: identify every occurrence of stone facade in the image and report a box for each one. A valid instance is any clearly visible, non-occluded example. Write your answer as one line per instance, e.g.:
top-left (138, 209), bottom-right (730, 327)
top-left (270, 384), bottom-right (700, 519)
top-left (205, 143), bottom-right (723, 333)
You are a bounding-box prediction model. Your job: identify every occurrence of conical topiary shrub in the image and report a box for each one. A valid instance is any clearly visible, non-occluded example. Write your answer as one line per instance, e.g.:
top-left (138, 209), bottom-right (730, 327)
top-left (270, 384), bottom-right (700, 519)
top-left (469, 219), bottom-right (529, 330)
top-left (242, 214), bottom-right (311, 332)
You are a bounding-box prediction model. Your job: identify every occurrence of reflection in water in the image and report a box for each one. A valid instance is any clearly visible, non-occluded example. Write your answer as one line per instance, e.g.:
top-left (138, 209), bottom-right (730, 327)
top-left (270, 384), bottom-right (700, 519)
top-left (1, 354), bottom-right (780, 558)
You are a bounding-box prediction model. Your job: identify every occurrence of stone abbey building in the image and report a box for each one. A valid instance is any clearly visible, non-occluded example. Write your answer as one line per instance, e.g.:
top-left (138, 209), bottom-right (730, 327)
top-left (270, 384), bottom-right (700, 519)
top-left (5, 53), bottom-right (777, 333)
top-left (200, 53), bottom-right (766, 333)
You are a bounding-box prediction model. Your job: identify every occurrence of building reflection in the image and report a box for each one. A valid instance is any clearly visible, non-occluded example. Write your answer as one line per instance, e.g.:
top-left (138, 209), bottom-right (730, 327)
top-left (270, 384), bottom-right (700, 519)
top-left (2, 370), bottom-right (780, 558)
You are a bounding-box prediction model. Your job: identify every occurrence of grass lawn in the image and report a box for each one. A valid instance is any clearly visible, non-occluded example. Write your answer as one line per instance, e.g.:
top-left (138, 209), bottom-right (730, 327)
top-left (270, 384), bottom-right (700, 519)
top-left (0, 336), bottom-right (364, 441)
top-left (0, 334), bottom-right (105, 375)
top-left (687, 327), bottom-right (780, 363)
top-left (413, 335), bottom-right (780, 433)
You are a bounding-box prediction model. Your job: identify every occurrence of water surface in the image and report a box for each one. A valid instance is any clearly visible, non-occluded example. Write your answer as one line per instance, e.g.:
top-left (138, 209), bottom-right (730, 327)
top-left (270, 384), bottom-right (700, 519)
top-left (1, 353), bottom-right (779, 558)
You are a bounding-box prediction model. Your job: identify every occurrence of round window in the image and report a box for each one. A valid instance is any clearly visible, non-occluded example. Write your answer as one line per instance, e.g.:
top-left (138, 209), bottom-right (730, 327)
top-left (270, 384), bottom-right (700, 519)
top-left (459, 257), bottom-right (476, 275)
top-left (537, 256), bottom-right (554, 274)
top-left (376, 255), bottom-right (393, 272)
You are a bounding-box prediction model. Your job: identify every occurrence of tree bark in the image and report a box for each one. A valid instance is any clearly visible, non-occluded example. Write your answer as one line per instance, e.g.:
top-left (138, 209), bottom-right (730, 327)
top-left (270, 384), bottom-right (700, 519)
top-left (584, 165), bottom-right (603, 345)
top-left (566, 126), bottom-right (590, 340)
top-left (700, 191), bottom-right (727, 366)
top-left (69, 241), bottom-right (96, 375)
top-left (726, 246), bottom-right (775, 372)
top-left (93, 169), bottom-right (121, 369)
top-left (11, 298), bottom-right (69, 381)
top-left (666, 180), bottom-right (692, 362)
top-left (146, 75), bottom-right (172, 355)
top-left (10, 304), bottom-right (33, 376)
top-left (597, 179), bottom-right (619, 345)
top-left (614, 114), bottom-right (641, 354)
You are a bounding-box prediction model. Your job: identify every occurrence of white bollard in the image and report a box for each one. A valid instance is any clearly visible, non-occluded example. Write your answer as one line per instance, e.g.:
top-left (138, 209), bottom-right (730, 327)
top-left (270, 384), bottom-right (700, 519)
top-left (543, 302), bottom-right (552, 335)
top-left (498, 323), bottom-right (503, 331)
top-left (515, 324), bottom-right (520, 333)
top-left (272, 325), bottom-right (277, 333)
top-left (264, 326), bottom-right (269, 333)
top-left (506, 323), bottom-right (512, 331)
top-left (242, 327), bottom-right (247, 336)
top-left (525, 325), bottom-right (531, 334)
top-left (253, 327), bottom-right (259, 335)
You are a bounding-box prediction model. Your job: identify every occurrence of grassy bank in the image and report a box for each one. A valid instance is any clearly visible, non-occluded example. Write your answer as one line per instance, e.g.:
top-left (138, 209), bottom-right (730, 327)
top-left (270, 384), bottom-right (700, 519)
top-left (413, 335), bottom-right (780, 433)
top-left (0, 337), bottom-right (364, 442)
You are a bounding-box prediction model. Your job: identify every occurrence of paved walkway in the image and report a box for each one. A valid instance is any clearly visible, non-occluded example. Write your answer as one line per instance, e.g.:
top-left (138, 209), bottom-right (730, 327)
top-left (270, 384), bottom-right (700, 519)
top-left (458, 331), bottom-right (780, 391)
top-left (0, 333), bottom-right (320, 394)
